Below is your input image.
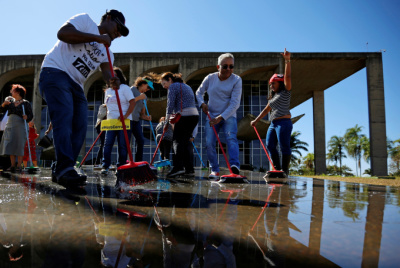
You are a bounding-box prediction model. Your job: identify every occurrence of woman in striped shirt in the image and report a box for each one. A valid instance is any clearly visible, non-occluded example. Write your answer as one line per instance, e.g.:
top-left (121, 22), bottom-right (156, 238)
top-left (251, 49), bottom-right (292, 176)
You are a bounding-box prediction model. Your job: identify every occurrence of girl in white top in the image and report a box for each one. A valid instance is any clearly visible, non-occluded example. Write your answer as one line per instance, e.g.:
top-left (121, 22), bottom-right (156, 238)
top-left (101, 67), bottom-right (136, 174)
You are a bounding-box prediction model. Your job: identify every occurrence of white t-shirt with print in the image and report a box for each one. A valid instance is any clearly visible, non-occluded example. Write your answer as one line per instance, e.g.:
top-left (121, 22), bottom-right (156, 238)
top-left (104, 84), bottom-right (135, 119)
top-left (41, 13), bottom-right (114, 89)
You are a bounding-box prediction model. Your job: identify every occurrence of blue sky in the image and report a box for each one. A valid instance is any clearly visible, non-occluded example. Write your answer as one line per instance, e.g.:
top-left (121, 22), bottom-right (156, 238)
top-left (2, 0), bottom-right (399, 175)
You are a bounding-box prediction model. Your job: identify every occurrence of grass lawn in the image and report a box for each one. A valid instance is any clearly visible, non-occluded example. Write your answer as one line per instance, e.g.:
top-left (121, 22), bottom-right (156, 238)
top-left (297, 175), bottom-right (400, 187)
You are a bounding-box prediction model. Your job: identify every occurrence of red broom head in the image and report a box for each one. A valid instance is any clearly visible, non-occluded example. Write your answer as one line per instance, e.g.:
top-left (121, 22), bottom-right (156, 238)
top-left (117, 208), bottom-right (147, 218)
top-left (117, 161), bottom-right (157, 185)
top-left (220, 173), bottom-right (247, 179)
top-left (266, 170), bottom-right (286, 178)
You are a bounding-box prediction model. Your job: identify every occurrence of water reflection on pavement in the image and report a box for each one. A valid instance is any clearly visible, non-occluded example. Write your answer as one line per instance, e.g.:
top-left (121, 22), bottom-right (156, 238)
top-left (0, 168), bottom-right (399, 267)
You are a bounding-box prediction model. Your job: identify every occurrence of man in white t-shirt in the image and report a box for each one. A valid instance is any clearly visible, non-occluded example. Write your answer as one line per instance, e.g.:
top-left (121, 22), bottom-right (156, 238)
top-left (39, 10), bottom-right (129, 188)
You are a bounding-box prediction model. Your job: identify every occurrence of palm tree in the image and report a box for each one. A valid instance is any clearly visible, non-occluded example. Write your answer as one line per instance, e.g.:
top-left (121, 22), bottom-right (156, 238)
top-left (341, 165), bottom-right (354, 177)
top-left (327, 135), bottom-right (347, 175)
top-left (344, 125), bottom-right (365, 176)
top-left (290, 131), bottom-right (309, 165)
top-left (360, 136), bottom-right (370, 163)
top-left (303, 153), bottom-right (314, 170)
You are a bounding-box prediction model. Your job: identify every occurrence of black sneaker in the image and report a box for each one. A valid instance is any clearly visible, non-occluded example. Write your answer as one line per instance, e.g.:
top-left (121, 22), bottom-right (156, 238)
top-left (231, 165), bottom-right (240, 175)
top-left (167, 168), bottom-right (185, 178)
top-left (56, 170), bottom-right (87, 188)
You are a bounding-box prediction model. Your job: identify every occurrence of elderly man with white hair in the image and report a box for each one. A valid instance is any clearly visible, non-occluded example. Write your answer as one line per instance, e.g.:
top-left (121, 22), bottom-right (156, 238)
top-left (196, 53), bottom-right (242, 179)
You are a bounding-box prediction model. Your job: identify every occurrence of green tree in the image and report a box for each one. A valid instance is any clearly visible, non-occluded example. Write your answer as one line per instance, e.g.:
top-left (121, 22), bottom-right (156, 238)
top-left (327, 135), bottom-right (347, 175)
top-left (303, 153), bottom-right (314, 170)
top-left (388, 139), bottom-right (400, 175)
top-left (326, 164), bottom-right (354, 176)
top-left (290, 131), bottom-right (309, 164)
top-left (344, 125), bottom-right (367, 176)
top-left (360, 136), bottom-right (370, 163)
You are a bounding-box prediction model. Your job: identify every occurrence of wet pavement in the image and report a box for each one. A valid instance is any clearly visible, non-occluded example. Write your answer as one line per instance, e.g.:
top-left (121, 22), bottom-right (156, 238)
top-left (0, 167), bottom-right (399, 267)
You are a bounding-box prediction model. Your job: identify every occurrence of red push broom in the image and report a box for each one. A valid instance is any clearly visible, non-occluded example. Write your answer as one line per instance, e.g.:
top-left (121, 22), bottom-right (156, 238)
top-left (252, 126), bottom-right (286, 180)
top-left (105, 46), bottom-right (157, 185)
top-left (115, 208), bottom-right (147, 268)
top-left (207, 112), bottom-right (248, 183)
top-left (76, 130), bottom-right (103, 174)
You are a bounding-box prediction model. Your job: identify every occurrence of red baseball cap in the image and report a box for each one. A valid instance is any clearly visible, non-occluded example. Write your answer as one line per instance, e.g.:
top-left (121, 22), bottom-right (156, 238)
top-left (269, 74), bottom-right (284, 84)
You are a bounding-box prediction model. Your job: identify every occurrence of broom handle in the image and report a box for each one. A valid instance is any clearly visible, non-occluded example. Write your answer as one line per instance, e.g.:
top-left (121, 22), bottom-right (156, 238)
top-left (253, 126), bottom-right (276, 171)
top-left (192, 141), bottom-right (206, 168)
top-left (144, 100), bottom-right (162, 161)
top-left (79, 130), bottom-right (103, 168)
top-left (150, 122), bottom-right (168, 165)
top-left (105, 46), bottom-right (134, 163)
top-left (22, 105), bottom-right (33, 166)
top-left (206, 112), bottom-right (233, 174)
top-left (250, 185), bottom-right (276, 231)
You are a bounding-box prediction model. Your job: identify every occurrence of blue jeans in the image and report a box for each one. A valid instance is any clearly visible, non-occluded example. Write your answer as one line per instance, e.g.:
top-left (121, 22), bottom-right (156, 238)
top-left (39, 68), bottom-right (87, 178)
top-left (266, 118), bottom-right (293, 157)
top-left (130, 120), bottom-right (144, 162)
top-left (205, 116), bottom-right (240, 172)
top-left (102, 128), bottom-right (131, 168)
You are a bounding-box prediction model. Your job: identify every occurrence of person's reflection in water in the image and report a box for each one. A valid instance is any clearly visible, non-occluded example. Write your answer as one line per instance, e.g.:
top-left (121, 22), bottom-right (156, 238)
top-left (92, 180), bottom-right (133, 268)
top-left (40, 187), bottom-right (94, 268)
top-left (95, 185), bottom-right (154, 268)
top-left (251, 182), bottom-right (291, 267)
top-left (0, 174), bottom-right (36, 264)
top-left (154, 190), bottom-right (196, 268)
top-left (191, 182), bottom-right (239, 268)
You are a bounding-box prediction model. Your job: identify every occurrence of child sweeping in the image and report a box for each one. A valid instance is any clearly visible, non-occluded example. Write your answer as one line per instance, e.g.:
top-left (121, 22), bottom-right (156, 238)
top-left (23, 121), bottom-right (39, 168)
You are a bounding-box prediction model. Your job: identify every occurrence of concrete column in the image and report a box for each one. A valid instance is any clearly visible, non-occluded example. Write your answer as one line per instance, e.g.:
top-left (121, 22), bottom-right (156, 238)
top-left (361, 187), bottom-right (385, 267)
top-left (32, 64), bottom-right (42, 132)
top-left (309, 178), bottom-right (324, 254)
top-left (313, 91), bottom-right (326, 174)
top-left (366, 54), bottom-right (388, 176)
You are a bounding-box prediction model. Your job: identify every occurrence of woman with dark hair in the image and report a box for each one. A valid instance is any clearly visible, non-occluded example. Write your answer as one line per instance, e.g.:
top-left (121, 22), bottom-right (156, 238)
top-left (0, 84), bottom-right (33, 172)
top-left (159, 72), bottom-right (199, 178)
top-left (251, 49), bottom-right (292, 177)
top-left (101, 67), bottom-right (136, 175)
top-left (129, 74), bottom-right (155, 161)
top-left (155, 116), bottom-right (173, 161)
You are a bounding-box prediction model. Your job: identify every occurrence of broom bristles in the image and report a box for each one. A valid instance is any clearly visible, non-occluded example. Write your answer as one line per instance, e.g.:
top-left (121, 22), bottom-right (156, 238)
top-left (219, 173), bottom-right (249, 184)
top-left (265, 170), bottom-right (286, 178)
top-left (263, 171), bottom-right (288, 184)
top-left (154, 160), bottom-right (171, 168)
top-left (117, 161), bottom-right (157, 185)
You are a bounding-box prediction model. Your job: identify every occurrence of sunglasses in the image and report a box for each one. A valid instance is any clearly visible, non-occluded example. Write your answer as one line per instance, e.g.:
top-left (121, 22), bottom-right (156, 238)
top-left (221, 64), bottom-right (234, 70)
top-left (113, 19), bottom-right (123, 34)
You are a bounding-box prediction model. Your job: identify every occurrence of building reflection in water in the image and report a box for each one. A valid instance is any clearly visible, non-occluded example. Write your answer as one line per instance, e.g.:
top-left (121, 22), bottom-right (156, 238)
top-left (0, 170), bottom-right (399, 267)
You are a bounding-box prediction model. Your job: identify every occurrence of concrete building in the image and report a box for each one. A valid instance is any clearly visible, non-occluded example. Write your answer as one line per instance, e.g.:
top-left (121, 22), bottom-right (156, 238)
top-left (0, 52), bottom-right (388, 176)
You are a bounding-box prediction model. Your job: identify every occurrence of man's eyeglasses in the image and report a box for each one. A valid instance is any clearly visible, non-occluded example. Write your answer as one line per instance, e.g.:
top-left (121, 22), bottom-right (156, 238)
top-left (221, 64), bottom-right (234, 70)
top-left (113, 19), bottom-right (123, 34)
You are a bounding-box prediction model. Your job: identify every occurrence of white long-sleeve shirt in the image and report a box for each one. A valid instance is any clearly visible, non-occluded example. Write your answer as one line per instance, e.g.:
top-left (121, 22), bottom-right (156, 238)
top-left (195, 72), bottom-right (242, 120)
